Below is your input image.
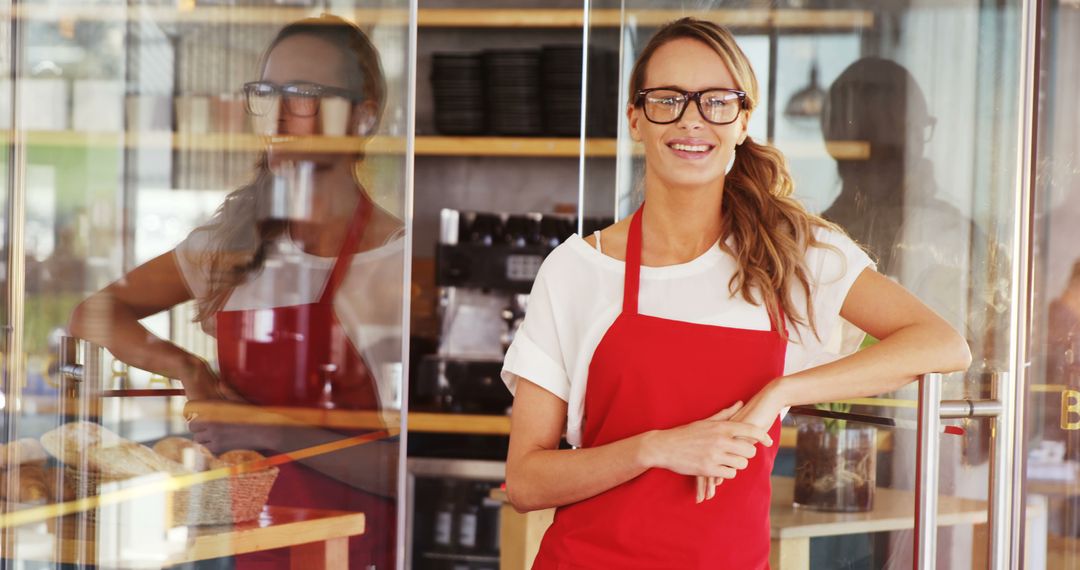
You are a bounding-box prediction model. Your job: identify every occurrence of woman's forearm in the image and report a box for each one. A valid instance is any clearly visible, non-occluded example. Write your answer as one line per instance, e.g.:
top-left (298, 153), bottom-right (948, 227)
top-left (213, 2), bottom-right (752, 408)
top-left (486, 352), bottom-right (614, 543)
top-left (775, 321), bottom-right (972, 407)
top-left (69, 292), bottom-right (198, 380)
top-left (507, 431), bottom-right (655, 512)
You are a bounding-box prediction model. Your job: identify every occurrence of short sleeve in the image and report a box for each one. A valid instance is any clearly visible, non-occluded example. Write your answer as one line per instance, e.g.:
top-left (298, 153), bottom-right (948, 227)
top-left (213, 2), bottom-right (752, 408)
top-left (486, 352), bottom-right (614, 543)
top-left (501, 261), bottom-right (571, 402)
top-left (173, 227), bottom-right (214, 301)
top-left (803, 226), bottom-right (876, 347)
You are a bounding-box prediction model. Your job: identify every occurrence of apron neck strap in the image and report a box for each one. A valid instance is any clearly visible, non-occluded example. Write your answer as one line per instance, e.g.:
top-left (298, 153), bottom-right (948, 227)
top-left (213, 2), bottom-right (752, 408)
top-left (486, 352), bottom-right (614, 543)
top-left (319, 198), bottom-right (373, 304)
top-left (623, 204), bottom-right (645, 315)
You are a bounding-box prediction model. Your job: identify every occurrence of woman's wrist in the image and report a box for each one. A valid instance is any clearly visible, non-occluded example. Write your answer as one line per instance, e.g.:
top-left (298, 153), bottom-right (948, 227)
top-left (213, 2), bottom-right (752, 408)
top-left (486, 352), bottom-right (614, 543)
top-left (635, 430), bottom-right (664, 470)
top-left (766, 376), bottom-right (796, 409)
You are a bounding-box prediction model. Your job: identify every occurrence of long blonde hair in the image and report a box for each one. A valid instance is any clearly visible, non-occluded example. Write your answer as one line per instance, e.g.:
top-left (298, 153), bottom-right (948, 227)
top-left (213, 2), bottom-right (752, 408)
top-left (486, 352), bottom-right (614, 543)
top-left (629, 17), bottom-right (848, 341)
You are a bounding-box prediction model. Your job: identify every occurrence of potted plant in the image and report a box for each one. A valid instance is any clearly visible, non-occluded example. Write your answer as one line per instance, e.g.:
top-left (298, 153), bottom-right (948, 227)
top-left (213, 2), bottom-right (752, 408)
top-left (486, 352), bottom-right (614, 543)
top-left (793, 402), bottom-right (877, 512)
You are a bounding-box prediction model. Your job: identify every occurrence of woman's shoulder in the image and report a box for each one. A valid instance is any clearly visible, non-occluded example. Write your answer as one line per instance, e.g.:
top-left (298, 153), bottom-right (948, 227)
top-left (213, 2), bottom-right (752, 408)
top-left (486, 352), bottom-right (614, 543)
top-left (805, 223), bottom-right (875, 285)
top-left (534, 229), bottom-right (623, 290)
top-left (581, 218), bottom-right (630, 261)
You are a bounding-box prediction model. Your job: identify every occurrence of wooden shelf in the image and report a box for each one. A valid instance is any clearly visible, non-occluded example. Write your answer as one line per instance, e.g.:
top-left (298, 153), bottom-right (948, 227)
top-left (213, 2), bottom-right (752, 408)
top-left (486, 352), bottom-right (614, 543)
top-left (2, 7), bottom-right (874, 30)
top-left (9, 131), bottom-right (868, 160)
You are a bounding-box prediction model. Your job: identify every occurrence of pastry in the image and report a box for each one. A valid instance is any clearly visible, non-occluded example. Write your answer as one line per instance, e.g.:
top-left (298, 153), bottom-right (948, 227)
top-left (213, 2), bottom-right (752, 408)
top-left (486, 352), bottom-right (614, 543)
top-left (153, 437), bottom-right (216, 472)
top-left (218, 449), bottom-right (265, 467)
top-left (0, 464), bottom-right (49, 504)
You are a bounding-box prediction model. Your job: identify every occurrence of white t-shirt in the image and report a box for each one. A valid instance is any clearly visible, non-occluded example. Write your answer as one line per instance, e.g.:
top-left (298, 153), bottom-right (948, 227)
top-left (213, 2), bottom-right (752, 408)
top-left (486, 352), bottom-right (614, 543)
top-left (174, 227), bottom-right (406, 408)
top-left (500, 226), bottom-right (874, 447)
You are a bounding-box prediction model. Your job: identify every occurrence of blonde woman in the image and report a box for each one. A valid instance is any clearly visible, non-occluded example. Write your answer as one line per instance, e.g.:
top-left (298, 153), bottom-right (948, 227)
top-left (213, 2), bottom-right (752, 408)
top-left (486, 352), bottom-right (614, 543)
top-left (501, 18), bottom-right (971, 568)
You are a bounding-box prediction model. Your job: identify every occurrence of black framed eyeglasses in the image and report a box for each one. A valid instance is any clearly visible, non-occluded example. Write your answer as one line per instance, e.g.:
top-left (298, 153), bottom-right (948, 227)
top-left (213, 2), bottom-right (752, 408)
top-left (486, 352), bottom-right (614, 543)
top-left (243, 81), bottom-right (363, 117)
top-left (634, 87), bottom-right (747, 125)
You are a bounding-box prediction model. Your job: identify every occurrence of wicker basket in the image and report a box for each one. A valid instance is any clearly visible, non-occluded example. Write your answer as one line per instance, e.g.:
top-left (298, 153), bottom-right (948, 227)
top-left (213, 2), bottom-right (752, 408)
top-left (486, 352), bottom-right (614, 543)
top-left (64, 464), bottom-right (279, 526)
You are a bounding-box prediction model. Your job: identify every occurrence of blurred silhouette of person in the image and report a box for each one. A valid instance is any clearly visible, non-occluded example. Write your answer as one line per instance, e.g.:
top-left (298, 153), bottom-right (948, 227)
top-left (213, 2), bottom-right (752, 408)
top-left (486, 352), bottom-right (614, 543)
top-left (70, 15), bottom-right (403, 569)
top-left (820, 57), bottom-right (939, 277)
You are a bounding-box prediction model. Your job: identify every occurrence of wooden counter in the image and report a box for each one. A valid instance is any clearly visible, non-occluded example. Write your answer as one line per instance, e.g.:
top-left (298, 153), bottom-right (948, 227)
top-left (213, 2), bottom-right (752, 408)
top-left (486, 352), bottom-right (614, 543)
top-left (492, 476), bottom-right (988, 570)
top-left (4, 505), bottom-right (364, 569)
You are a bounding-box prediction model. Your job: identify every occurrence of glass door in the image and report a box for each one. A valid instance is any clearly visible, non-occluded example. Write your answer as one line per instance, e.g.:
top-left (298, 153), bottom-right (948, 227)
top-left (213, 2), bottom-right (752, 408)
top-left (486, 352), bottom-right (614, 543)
top-left (1, 2), bottom-right (415, 568)
top-left (585, 1), bottom-right (1027, 568)
top-left (1024, 1), bottom-right (1080, 568)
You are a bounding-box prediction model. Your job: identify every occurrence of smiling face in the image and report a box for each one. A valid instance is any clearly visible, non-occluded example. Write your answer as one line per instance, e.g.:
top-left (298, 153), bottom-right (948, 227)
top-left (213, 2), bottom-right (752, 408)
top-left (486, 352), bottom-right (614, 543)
top-left (261, 33), bottom-right (379, 171)
top-left (627, 37), bottom-right (750, 192)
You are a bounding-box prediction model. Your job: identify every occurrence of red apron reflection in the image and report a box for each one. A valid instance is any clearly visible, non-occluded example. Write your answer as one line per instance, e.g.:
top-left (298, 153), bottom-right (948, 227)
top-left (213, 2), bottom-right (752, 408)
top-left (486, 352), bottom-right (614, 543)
top-left (216, 200), bottom-right (394, 569)
top-left (532, 205), bottom-right (788, 569)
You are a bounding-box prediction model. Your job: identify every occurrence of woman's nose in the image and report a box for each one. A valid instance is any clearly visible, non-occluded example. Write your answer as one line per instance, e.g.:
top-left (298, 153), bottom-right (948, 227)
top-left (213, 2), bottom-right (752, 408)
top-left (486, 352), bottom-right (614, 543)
top-left (677, 100), bottom-right (706, 129)
top-left (279, 106), bottom-right (319, 136)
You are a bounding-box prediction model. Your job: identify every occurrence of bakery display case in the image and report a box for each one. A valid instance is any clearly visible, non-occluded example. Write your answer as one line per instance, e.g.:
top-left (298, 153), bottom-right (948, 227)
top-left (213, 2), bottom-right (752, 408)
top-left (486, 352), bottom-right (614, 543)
top-left (1, 1), bottom-right (413, 568)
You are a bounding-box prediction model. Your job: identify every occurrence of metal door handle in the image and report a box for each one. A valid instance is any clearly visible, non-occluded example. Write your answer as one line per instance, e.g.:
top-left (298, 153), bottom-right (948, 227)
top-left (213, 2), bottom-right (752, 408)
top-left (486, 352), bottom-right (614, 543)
top-left (915, 372), bottom-right (1012, 570)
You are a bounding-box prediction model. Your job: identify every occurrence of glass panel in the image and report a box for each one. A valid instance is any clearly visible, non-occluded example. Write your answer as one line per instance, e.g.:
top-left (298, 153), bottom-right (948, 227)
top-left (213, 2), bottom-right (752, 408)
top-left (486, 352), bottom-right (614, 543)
top-left (585, 1), bottom-right (1022, 567)
top-left (1, 2), bottom-right (413, 568)
top-left (1025, 2), bottom-right (1080, 568)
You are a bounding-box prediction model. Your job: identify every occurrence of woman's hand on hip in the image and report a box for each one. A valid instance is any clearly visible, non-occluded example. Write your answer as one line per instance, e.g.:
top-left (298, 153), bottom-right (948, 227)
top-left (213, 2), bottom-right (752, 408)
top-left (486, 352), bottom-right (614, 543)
top-left (641, 401), bottom-right (773, 481)
top-left (180, 355), bottom-right (245, 402)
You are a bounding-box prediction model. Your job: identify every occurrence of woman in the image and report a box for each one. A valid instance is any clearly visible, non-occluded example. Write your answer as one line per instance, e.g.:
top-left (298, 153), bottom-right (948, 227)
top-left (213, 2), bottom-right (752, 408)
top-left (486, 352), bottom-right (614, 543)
top-left (68, 16), bottom-right (403, 570)
top-left (501, 18), bottom-right (971, 569)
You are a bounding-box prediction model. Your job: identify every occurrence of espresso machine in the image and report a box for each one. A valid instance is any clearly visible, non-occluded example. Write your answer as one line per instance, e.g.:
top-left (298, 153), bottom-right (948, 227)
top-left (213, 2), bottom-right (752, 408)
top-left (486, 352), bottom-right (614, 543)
top-left (412, 208), bottom-right (610, 416)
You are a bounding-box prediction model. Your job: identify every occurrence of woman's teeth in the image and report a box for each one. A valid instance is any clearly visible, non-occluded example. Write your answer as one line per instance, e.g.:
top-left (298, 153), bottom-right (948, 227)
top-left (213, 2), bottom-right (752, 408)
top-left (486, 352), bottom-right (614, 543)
top-left (670, 143), bottom-right (711, 153)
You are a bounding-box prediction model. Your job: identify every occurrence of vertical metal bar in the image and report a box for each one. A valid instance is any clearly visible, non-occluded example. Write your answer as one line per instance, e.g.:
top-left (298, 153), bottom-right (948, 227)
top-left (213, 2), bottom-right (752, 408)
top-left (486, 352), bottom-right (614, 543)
top-left (914, 372), bottom-right (943, 570)
top-left (1001, 0), bottom-right (1042, 565)
top-left (575, 0), bottom-right (591, 236)
top-left (1, 0), bottom-right (26, 561)
top-left (988, 372), bottom-right (1013, 570)
top-left (396, 0), bottom-right (419, 568)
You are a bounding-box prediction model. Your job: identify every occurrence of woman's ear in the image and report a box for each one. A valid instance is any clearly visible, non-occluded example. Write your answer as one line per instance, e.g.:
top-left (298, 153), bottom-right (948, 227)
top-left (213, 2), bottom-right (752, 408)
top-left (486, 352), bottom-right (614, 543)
top-left (627, 103), bottom-right (642, 142)
top-left (736, 111), bottom-right (750, 146)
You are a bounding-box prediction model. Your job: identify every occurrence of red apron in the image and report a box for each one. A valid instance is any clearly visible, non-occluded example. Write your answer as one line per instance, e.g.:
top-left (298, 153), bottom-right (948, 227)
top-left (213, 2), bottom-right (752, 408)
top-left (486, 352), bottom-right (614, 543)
top-left (532, 204), bottom-right (788, 570)
top-left (216, 200), bottom-right (395, 569)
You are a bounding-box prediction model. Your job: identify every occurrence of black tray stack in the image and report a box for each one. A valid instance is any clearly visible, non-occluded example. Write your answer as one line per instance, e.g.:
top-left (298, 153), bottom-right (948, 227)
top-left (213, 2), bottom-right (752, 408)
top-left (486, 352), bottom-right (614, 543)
top-left (540, 45), bottom-right (584, 136)
top-left (431, 52), bottom-right (486, 135)
top-left (483, 49), bottom-right (543, 136)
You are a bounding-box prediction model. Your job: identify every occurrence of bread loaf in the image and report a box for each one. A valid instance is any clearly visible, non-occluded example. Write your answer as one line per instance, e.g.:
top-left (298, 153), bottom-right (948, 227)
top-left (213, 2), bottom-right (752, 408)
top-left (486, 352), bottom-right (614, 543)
top-left (40, 421), bottom-right (191, 479)
top-left (0, 464), bottom-right (49, 504)
top-left (153, 437), bottom-right (216, 472)
top-left (0, 438), bottom-right (48, 468)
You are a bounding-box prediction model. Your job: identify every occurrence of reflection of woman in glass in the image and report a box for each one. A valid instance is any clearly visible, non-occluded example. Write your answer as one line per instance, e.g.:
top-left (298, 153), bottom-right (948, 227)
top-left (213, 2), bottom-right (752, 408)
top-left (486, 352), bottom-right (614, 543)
top-left (69, 16), bottom-right (402, 569)
top-left (501, 19), bottom-right (971, 568)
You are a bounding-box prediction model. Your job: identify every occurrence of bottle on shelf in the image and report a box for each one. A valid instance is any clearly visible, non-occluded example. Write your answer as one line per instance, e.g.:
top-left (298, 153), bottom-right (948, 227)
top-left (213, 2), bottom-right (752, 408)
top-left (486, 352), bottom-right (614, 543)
top-left (456, 492), bottom-right (480, 553)
top-left (433, 480), bottom-right (457, 553)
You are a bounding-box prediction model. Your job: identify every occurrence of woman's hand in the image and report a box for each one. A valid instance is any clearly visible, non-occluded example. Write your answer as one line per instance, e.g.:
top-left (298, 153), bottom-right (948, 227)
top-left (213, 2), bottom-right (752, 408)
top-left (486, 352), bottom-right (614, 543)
top-left (700, 383), bottom-right (788, 501)
top-left (179, 355), bottom-right (245, 402)
top-left (187, 412), bottom-right (280, 455)
top-left (641, 401), bottom-right (773, 502)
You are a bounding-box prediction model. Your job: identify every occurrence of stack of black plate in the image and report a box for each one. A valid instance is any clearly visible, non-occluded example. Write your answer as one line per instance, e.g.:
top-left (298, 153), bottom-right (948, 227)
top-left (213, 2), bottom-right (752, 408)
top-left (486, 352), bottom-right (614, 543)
top-left (585, 47), bottom-right (620, 138)
top-left (484, 50), bottom-right (542, 136)
top-left (540, 45), bottom-right (584, 136)
top-left (432, 52), bottom-right (485, 135)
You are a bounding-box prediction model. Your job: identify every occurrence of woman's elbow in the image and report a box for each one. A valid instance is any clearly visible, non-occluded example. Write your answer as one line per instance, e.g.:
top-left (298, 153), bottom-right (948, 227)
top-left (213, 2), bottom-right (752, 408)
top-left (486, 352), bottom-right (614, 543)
top-left (504, 463), bottom-right (539, 513)
top-left (939, 327), bottom-right (973, 373)
top-left (67, 298), bottom-right (93, 340)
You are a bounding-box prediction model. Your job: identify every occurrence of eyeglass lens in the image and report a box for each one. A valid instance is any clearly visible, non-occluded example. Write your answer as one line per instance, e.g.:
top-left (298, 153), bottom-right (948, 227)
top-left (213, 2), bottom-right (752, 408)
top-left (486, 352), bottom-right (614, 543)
top-left (245, 83), bottom-right (323, 117)
top-left (643, 89), bottom-right (741, 125)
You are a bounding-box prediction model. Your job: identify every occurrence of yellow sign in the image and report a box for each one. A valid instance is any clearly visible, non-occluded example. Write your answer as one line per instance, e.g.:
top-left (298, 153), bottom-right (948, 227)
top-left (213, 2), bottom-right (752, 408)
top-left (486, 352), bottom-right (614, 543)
top-left (1062, 389), bottom-right (1080, 430)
